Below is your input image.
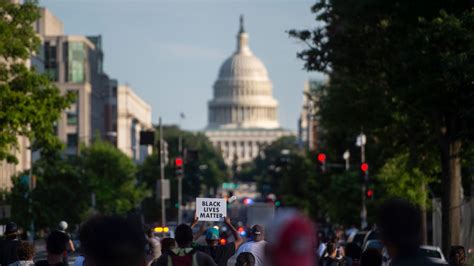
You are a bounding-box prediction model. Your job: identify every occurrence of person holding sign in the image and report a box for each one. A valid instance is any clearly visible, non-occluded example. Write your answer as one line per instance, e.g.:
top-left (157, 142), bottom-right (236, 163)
top-left (191, 216), bottom-right (243, 266)
top-left (152, 224), bottom-right (216, 266)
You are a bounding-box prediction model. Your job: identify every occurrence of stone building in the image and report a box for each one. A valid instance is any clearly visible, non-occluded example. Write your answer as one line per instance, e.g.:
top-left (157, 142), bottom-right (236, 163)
top-left (205, 17), bottom-right (292, 166)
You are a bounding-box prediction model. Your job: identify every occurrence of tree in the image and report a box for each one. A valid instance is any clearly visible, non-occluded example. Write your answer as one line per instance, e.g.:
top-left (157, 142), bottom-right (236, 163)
top-left (139, 126), bottom-right (227, 223)
top-left (0, 0), bottom-right (74, 163)
top-left (81, 140), bottom-right (150, 215)
top-left (290, 0), bottom-right (474, 252)
top-left (7, 154), bottom-right (89, 230)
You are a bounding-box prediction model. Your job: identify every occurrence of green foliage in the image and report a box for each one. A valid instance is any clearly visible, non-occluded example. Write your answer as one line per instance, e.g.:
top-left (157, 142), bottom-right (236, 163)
top-left (319, 171), bottom-right (364, 226)
top-left (81, 140), bottom-right (150, 215)
top-left (378, 153), bottom-right (436, 208)
top-left (7, 140), bottom-right (150, 229)
top-left (290, 0), bottom-right (474, 248)
top-left (0, 0), bottom-right (74, 163)
top-left (8, 155), bottom-right (89, 229)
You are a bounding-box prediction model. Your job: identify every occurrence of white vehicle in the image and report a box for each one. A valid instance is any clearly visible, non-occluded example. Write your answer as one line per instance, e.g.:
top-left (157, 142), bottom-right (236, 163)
top-left (419, 245), bottom-right (448, 265)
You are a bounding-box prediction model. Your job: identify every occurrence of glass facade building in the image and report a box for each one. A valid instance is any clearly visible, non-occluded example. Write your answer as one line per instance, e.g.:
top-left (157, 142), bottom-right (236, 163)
top-left (67, 42), bottom-right (85, 83)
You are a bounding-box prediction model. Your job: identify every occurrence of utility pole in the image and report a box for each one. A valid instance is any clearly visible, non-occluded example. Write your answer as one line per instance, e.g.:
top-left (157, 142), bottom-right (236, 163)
top-left (159, 117), bottom-right (166, 227)
top-left (177, 113), bottom-right (185, 225)
top-left (177, 139), bottom-right (183, 225)
top-left (356, 133), bottom-right (367, 229)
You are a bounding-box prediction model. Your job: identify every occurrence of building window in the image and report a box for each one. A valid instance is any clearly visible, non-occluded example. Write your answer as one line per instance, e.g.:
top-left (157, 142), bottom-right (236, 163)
top-left (67, 134), bottom-right (78, 147)
top-left (131, 119), bottom-right (138, 160)
top-left (67, 113), bottom-right (78, 125)
top-left (67, 42), bottom-right (85, 83)
top-left (44, 42), bottom-right (58, 81)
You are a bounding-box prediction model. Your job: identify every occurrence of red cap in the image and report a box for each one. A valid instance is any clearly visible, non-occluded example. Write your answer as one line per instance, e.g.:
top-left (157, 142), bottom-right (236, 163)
top-left (265, 210), bottom-right (317, 266)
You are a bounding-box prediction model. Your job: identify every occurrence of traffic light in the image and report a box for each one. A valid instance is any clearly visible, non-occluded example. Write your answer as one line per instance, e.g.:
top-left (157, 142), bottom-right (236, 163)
top-left (366, 188), bottom-right (374, 199)
top-left (317, 153), bottom-right (326, 163)
top-left (360, 162), bottom-right (369, 181)
top-left (175, 157), bottom-right (183, 177)
top-left (361, 162), bottom-right (369, 172)
top-left (317, 153), bottom-right (326, 172)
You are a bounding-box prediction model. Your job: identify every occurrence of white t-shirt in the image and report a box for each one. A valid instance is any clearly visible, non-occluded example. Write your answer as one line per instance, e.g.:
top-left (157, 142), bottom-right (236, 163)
top-left (235, 240), bottom-right (266, 266)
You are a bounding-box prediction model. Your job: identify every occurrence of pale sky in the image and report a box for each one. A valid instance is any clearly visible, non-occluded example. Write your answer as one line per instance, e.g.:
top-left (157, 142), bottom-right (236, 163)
top-left (40, 0), bottom-right (324, 131)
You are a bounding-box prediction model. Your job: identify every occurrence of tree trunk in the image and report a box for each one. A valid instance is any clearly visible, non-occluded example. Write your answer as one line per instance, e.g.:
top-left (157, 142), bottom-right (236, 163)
top-left (440, 136), bottom-right (462, 255)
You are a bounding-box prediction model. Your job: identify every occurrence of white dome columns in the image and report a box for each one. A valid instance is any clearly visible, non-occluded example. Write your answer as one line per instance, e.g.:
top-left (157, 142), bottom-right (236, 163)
top-left (206, 15), bottom-right (280, 130)
top-left (208, 104), bottom-right (278, 128)
top-left (205, 16), bottom-right (292, 166)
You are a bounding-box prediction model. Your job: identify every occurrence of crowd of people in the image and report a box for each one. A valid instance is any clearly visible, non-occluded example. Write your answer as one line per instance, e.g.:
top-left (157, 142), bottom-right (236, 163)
top-left (0, 199), bottom-right (469, 266)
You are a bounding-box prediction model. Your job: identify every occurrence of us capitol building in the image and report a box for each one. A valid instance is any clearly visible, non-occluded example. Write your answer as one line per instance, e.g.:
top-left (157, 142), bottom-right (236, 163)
top-left (205, 17), bottom-right (292, 166)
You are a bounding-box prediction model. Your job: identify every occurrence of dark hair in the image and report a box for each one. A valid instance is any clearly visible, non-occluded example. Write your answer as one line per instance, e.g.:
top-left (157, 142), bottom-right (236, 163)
top-left (360, 248), bottom-right (382, 266)
top-left (345, 242), bottom-right (362, 259)
top-left (377, 199), bottom-right (421, 256)
top-left (17, 241), bottom-right (35, 260)
top-left (325, 242), bottom-right (336, 255)
top-left (47, 230), bottom-right (69, 255)
top-left (236, 252), bottom-right (255, 266)
top-left (79, 215), bottom-right (146, 266)
top-left (161, 238), bottom-right (176, 253)
top-left (174, 224), bottom-right (193, 247)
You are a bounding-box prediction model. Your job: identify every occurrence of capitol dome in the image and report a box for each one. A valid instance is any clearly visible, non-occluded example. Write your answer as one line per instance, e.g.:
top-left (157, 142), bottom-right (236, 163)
top-left (207, 16), bottom-right (280, 129)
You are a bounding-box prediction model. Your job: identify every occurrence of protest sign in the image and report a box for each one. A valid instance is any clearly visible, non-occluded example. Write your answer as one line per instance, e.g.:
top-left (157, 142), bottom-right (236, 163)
top-left (196, 197), bottom-right (226, 221)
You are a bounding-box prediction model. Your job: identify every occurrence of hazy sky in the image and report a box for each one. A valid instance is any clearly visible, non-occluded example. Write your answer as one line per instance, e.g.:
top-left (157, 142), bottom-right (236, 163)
top-left (40, 0), bottom-right (324, 131)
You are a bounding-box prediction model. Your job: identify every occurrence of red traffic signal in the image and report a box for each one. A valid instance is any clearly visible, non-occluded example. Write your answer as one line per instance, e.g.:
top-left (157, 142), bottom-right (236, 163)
top-left (317, 153), bottom-right (326, 163)
top-left (361, 162), bottom-right (369, 172)
top-left (175, 157), bottom-right (183, 167)
top-left (366, 188), bottom-right (374, 198)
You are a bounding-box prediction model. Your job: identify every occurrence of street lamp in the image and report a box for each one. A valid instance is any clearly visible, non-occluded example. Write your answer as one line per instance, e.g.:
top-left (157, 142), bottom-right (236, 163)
top-left (343, 150), bottom-right (350, 171)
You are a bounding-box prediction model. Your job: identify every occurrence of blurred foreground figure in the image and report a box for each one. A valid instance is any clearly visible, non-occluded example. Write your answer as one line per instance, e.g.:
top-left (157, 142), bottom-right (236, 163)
top-left (78, 215), bottom-right (147, 266)
top-left (320, 242), bottom-right (343, 266)
top-left (35, 230), bottom-right (69, 266)
top-left (377, 199), bottom-right (435, 266)
top-left (192, 216), bottom-right (242, 266)
top-left (264, 209), bottom-right (317, 266)
top-left (161, 238), bottom-right (177, 255)
top-left (57, 221), bottom-right (75, 264)
top-left (235, 224), bottom-right (266, 266)
top-left (153, 223), bottom-right (216, 266)
top-left (360, 248), bottom-right (382, 266)
top-left (235, 252), bottom-right (255, 266)
top-left (9, 241), bottom-right (35, 266)
top-left (448, 246), bottom-right (465, 266)
top-left (146, 227), bottom-right (162, 266)
top-left (0, 222), bottom-right (20, 266)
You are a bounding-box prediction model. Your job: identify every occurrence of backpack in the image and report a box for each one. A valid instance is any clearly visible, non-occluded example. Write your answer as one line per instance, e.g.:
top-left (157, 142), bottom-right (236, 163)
top-left (166, 248), bottom-right (199, 266)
